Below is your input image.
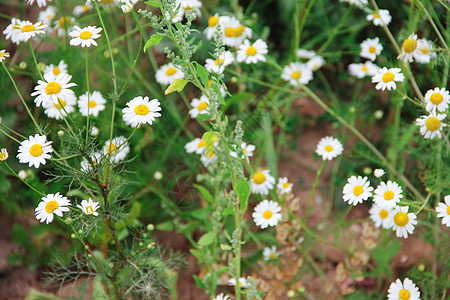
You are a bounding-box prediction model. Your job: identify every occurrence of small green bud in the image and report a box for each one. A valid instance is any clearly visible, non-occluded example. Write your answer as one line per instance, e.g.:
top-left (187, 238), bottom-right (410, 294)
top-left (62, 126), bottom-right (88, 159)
top-left (78, 229), bottom-right (83, 234)
top-left (71, 233), bottom-right (76, 239)
top-left (19, 61), bottom-right (27, 69)
top-left (363, 167), bottom-right (372, 175)
top-left (287, 290), bottom-right (295, 298)
top-left (57, 130), bottom-right (64, 137)
top-left (84, 245), bottom-right (89, 250)
top-left (147, 224), bottom-right (155, 231)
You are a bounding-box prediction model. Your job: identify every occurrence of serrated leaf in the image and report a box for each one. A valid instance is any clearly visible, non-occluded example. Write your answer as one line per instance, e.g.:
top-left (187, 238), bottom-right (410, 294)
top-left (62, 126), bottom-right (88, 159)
top-left (145, 0), bottom-right (160, 8)
top-left (195, 62), bottom-right (209, 87)
top-left (197, 232), bottom-right (215, 246)
top-left (165, 78), bottom-right (188, 95)
top-left (193, 184), bottom-right (213, 203)
top-left (144, 34), bottom-right (164, 52)
top-left (234, 178), bottom-right (251, 214)
top-left (202, 131), bottom-right (220, 157)
top-left (197, 113), bottom-right (211, 121)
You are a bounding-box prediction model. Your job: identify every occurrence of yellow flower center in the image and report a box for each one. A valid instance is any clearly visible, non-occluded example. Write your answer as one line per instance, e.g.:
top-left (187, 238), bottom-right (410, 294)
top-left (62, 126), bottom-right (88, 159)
top-left (447, 206), bottom-right (450, 215)
top-left (243, 149), bottom-right (248, 153)
top-left (381, 72), bottom-right (395, 83)
top-left (166, 67), bottom-right (177, 76)
top-left (85, 206), bottom-right (94, 215)
top-left (101, 0), bottom-right (114, 4)
top-left (134, 104), bottom-right (149, 115)
top-left (361, 65), bottom-right (368, 71)
top-left (21, 24), bottom-right (36, 32)
top-left (52, 67), bottom-right (60, 76)
top-left (45, 200), bottom-right (59, 213)
top-left (107, 143), bottom-right (117, 155)
top-left (30, 144), bottom-right (43, 157)
top-left (425, 117), bottom-right (441, 131)
top-left (79, 30), bottom-right (93, 40)
top-left (54, 99), bottom-right (66, 109)
top-left (353, 185), bottom-right (364, 196)
top-left (399, 289), bottom-right (411, 300)
top-left (383, 190), bottom-right (394, 200)
top-left (263, 210), bottom-right (273, 219)
top-left (291, 71), bottom-right (301, 80)
top-left (208, 16), bottom-right (219, 27)
top-left (197, 141), bottom-right (206, 148)
top-left (394, 212), bottom-right (409, 227)
top-left (324, 145), bottom-right (333, 152)
top-left (82, 4), bottom-right (89, 10)
top-left (197, 102), bottom-right (208, 111)
top-left (269, 253), bottom-right (277, 260)
top-left (282, 182), bottom-right (290, 188)
top-left (421, 47), bottom-right (429, 54)
top-left (45, 82), bottom-right (62, 95)
top-left (0, 52), bottom-right (4, 58)
top-left (373, 13), bottom-right (380, 18)
top-left (246, 46), bottom-right (257, 56)
top-left (89, 101), bottom-right (97, 108)
top-left (253, 172), bottom-right (266, 185)
top-left (430, 93), bottom-right (443, 105)
top-left (0, 152), bottom-right (7, 161)
top-left (402, 38), bottom-right (417, 53)
top-left (214, 59), bottom-right (224, 66)
top-left (224, 27), bottom-right (235, 37)
top-left (368, 46), bottom-right (376, 54)
top-left (379, 209), bottom-right (388, 219)
top-left (234, 26), bottom-right (245, 37)
top-left (58, 16), bottom-right (72, 28)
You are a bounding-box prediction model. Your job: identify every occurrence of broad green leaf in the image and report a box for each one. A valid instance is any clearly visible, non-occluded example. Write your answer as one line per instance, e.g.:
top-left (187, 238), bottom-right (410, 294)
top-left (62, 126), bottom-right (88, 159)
top-left (202, 131), bottom-right (219, 157)
top-left (234, 177), bottom-right (251, 214)
top-left (165, 78), bottom-right (188, 95)
top-left (197, 232), bottom-right (215, 246)
top-left (144, 34), bottom-right (164, 52)
top-left (197, 113), bottom-right (211, 121)
top-left (221, 205), bottom-right (234, 216)
top-left (195, 62), bottom-right (209, 88)
top-left (193, 184), bottom-right (213, 203)
top-left (189, 249), bottom-right (202, 259)
top-left (145, 1), bottom-right (161, 8)
top-left (157, 220), bottom-right (175, 231)
top-left (193, 275), bottom-right (206, 290)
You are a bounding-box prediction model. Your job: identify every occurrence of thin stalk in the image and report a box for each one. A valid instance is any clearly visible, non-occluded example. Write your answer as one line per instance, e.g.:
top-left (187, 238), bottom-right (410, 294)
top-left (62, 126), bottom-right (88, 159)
top-left (28, 40), bottom-right (43, 80)
top-left (415, 0), bottom-right (448, 50)
top-left (4, 162), bottom-right (45, 196)
top-left (85, 47), bottom-right (91, 144)
top-left (0, 126), bottom-right (21, 143)
top-left (303, 160), bottom-right (326, 222)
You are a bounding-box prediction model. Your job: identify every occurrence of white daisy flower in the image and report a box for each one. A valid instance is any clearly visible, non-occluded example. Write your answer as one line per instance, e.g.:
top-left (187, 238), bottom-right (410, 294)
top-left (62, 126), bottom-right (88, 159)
top-left (228, 277), bottom-right (249, 288)
top-left (371, 67), bottom-right (404, 91)
top-left (339, 0), bottom-right (368, 9)
top-left (390, 206), bottom-right (417, 238)
top-left (366, 9), bottom-right (391, 26)
top-left (35, 193), bottom-right (71, 224)
top-left (91, 126), bottom-right (99, 136)
top-left (17, 134), bottom-right (53, 168)
top-left (103, 136), bottom-right (130, 163)
top-left (214, 293), bottom-right (230, 300)
top-left (55, 16), bottom-right (76, 37)
top-left (251, 170), bottom-right (275, 195)
top-left (43, 60), bottom-right (68, 77)
top-left (281, 62), bottom-right (313, 86)
top-left (121, 2), bottom-right (134, 13)
top-left (204, 14), bottom-right (220, 40)
top-left (185, 138), bottom-right (206, 154)
top-left (78, 91), bottom-right (107, 117)
top-left (73, 3), bottom-right (93, 16)
top-left (0, 148), bottom-right (8, 161)
top-left (80, 152), bottom-right (102, 173)
top-left (424, 87), bottom-right (450, 113)
top-left (155, 63), bottom-right (185, 85)
top-left (200, 151), bottom-right (217, 167)
top-left (387, 278), bottom-right (420, 300)
top-left (342, 176), bottom-right (373, 206)
top-left (360, 37), bottom-right (383, 61)
top-left (296, 49), bottom-right (316, 59)
top-left (397, 33), bottom-right (420, 63)
top-left (263, 246), bottom-right (280, 261)
top-left (373, 180), bottom-right (403, 208)
top-left (10, 20), bottom-right (47, 44)
top-left (373, 168), bottom-right (385, 178)
top-left (306, 55), bottom-right (325, 71)
top-left (415, 112), bottom-right (447, 139)
top-left (252, 199), bottom-right (282, 229)
top-left (436, 195), bottom-right (450, 227)
top-left (369, 204), bottom-right (394, 229)
top-left (69, 26), bottom-right (102, 47)
top-left (27, 0), bottom-right (50, 7)
top-left (219, 16), bottom-right (252, 48)
top-left (230, 142), bottom-right (255, 159)
top-left (204, 51), bottom-right (235, 74)
top-left (188, 95), bottom-right (211, 118)
top-left (277, 177), bottom-right (293, 195)
top-left (77, 198), bottom-right (100, 216)
top-left (122, 96), bottom-right (162, 128)
top-left (348, 61), bottom-right (379, 78)
top-left (177, 3), bottom-right (202, 21)
top-left (43, 94), bottom-right (77, 120)
top-left (31, 72), bottom-right (77, 107)
top-left (413, 39), bottom-right (437, 64)
top-left (315, 136), bottom-right (343, 160)
top-left (236, 39), bottom-right (268, 64)
top-left (3, 18), bottom-right (21, 44)
top-left (0, 50), bottom-right (10, 63)
top-left (38, 6), bottom-right (57, 26)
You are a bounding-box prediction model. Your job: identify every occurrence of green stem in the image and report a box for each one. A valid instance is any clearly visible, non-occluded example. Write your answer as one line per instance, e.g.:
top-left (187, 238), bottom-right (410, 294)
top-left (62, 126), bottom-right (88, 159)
top-left (29, 40), bottom-right (43, 80)
top-left (304, 160), bottom-right (326, 222)
top-left (0, 126), bottom-right (21, 143)
top-left (415, 0), bottom-right (448, 50)
top-left (4, 162), bottom-right (45, 196)
top-left (85, 47), bottom-right (90, 144)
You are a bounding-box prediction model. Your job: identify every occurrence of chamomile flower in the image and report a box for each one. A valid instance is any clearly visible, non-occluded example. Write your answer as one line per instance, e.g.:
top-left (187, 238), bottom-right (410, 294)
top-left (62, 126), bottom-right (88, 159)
top-left (373, 180), bottom-right (403, 208)
top-left (342, 176), bottom-right (373, 206)
top-left (80, 152), bottom-right (102, 173)
top-left (35, 193), bottom-right (71, 224)
top-left (390, 206), bottom-right (417, 238)
top-left (236, 39), bottom-right (268, 64)
top-left (306, 55), bottom-right (325, 71)
top-left (397, 33), bottom-right (420, 63)
top-left (43, 94), bottom-right (77, 120)
top-left (387, 278), bottom-right (420, 300)
top-left (219, 16), bottom-right (252, 48)
top-left (121, 2), bottom-right (134, 13)
top-left (360, 37), bottom-right (383, 61)
top-left (204, 51), bottom-right (235, 74)
top-left (69, 26), bottom-right (102, 47)
top-left (55, 16), bottom-right (75, 37)
top-left (73, 2), bottom-right (93, 16)
top-left (373, 168), bottom-right (385, 178)
top-left (369, 204), bottom-right (394, 229)
top-left (185, 138), bottom-right (206, 154)
top-left (315, 136), bottom-right (343, 160)
top-left (263, 246), bottom-right (280, 261)
top-left (204, 14), bottom-right (220, 40)
top-left (339, 0), bottom-right (368, 9)
top-left (27, 0), bottom-right (50, 7)
top-left (43, 60), bottom-right (68, 77)
top-left (3, 18), bottom-right (21, 44)
top-left (200, 151), bottom-right (217, 167)
top-left (189, 95), bottom-right (211, 118)
top-left (366, 9), bottom-right (391, 26)
top-left (38, 6), bottom-right (57, 27)
top-left (415, 112), bottom-right (447, 139)
top-left (214, 294), bottom-right (230, 300)
top-left (77, 198), bottom-right (100, 216)
top-left (436, 195), bottom-right (450, 227)
top-left (31, 72), bottom-right (77, 107)
top-left (0, 50), bottom-right (10, 63)
top-left (251, 170), bottom-right (275, 195)
top-left (78, 91), bottom-right (107, 117)
top-left (155, 63), bottom-right (185, 85)
top-left (296, 49), bottom-right (316, 59)
top-left (414, 39), bottom-right (437, 64)
top-left (277, 177), bottom-right (293, 195)
top-left (424, 87), bottom-right (450, 113)
top-left (0, 148), bottom-right (8, 161)
top-left (17, 134), bottom-right (53, 168)
top-left (348, 61), bottom-right (379, 78)
top-left (122, 96), bottom-right (162, 127)
top-left (228, 277), bottom-right (249, 288)
top-left (281, 62), bottom-right (313, 86)
top-left (230, 142), bottom-right (255, 159)
top-left (252, 200), bottom-right (282, 229)
top-left (103, 136), bottom-right (130, 163)
top-left (12, 20), bottom-right (47, 43)
top-left (371, 67), bottom-right (404, 91)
